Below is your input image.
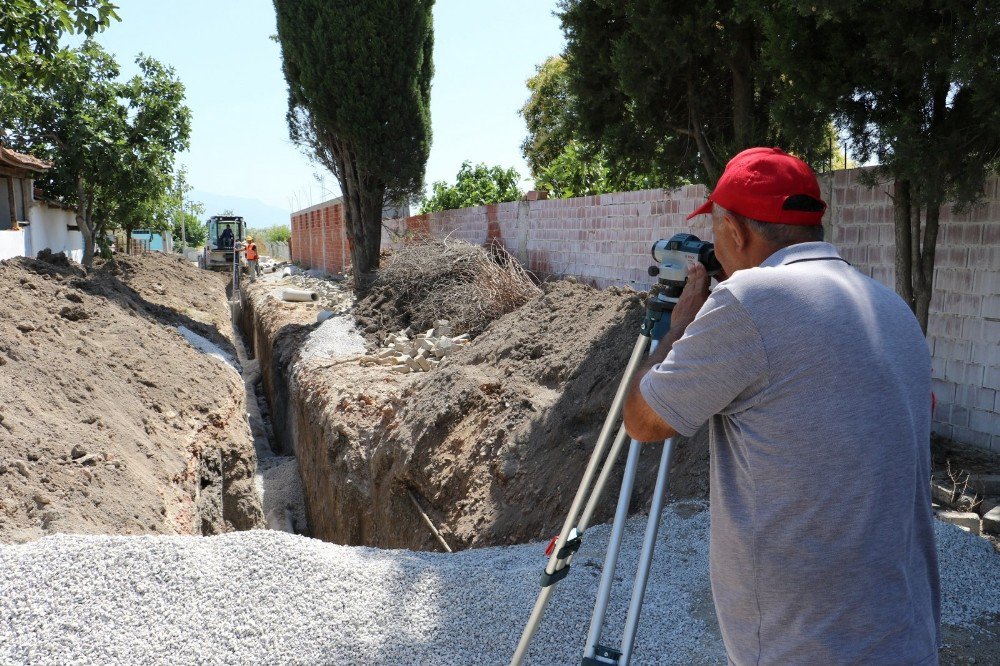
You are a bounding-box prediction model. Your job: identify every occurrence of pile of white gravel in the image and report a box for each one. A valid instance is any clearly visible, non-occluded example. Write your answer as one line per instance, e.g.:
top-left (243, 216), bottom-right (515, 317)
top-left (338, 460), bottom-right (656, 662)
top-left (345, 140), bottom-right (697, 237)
top-left (1, 506), bottom-right (995, 665)
top-left (299, 313), bottom-right (367, 362)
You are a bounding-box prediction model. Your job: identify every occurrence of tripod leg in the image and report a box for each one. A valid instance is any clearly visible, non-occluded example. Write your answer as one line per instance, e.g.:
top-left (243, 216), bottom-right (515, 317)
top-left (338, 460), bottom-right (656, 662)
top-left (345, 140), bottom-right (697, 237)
top-left (578, 427), bottom-right (631, 533)
top-left (582, 437), bottom-right (643, 660)
top-left (619, 437), bottom-right (675, 664)
top-left (510, 334), bottom-right (651, 666)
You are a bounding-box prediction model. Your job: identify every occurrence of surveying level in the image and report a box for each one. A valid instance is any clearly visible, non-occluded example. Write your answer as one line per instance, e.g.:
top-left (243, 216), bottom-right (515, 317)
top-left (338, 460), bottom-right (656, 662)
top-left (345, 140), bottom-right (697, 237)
top-left (511, 234), bottom-right (718, 665)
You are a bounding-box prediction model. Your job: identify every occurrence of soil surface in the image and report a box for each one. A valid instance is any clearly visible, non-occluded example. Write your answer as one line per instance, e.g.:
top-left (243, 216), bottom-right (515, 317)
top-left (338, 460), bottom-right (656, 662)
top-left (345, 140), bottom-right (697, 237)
top-left (0, 251), bottom-right (263, 543)
top-left (932, 434), bottom-right (1000, 478)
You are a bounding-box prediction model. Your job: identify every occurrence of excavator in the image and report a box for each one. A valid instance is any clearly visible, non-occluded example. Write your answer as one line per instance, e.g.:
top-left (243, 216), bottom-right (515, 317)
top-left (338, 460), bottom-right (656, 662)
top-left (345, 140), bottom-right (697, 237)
top-left (199, 214), bottom-right (246, 271)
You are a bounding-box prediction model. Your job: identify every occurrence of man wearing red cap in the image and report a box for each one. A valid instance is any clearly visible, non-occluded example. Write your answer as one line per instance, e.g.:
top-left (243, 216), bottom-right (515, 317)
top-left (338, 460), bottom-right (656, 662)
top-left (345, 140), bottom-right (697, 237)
top-left (623, 148), bottom-right (940, 664)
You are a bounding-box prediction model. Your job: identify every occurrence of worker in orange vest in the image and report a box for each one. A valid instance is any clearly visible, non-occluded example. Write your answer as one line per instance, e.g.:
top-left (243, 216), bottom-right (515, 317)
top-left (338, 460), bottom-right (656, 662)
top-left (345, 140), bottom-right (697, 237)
top-left (245, 235), bottom-right (259, 281)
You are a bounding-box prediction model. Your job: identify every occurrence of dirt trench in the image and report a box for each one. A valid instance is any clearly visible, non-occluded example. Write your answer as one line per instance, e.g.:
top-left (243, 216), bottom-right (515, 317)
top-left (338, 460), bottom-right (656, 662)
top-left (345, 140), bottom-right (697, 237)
top-left (0, 252), bottom-right (264, 543)
top-left (241, 276), bottom-right (710, 551)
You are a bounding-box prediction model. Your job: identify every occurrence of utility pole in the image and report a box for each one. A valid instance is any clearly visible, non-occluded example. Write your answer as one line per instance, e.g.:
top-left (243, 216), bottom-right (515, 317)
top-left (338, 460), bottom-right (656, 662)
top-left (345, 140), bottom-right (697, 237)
top-left (179, 174), bottom-right (187, 252)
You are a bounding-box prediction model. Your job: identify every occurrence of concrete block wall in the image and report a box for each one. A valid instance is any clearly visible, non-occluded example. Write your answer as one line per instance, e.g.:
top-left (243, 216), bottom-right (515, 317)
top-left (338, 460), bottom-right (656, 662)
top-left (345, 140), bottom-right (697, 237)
top-left (822, 169), bottom-right (1000, 451)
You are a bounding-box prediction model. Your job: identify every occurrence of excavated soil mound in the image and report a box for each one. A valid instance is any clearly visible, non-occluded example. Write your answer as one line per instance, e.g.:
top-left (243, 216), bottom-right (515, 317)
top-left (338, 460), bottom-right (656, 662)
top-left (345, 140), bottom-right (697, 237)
top-left (301, 279), bottom-right (709, 550)
top-left (0, 252), bottom-right (262, 543)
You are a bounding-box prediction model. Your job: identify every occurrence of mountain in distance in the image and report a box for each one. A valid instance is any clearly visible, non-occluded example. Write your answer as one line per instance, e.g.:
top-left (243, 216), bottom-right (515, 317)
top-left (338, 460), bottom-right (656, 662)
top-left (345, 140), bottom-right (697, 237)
top-left (190, 190), bottom-right (292, 228)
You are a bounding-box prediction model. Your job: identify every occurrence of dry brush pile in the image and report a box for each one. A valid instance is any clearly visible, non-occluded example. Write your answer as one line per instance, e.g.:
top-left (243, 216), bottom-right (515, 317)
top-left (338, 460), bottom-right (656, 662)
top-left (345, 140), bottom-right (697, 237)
top-left (353, 238), bottom-right (541, 345)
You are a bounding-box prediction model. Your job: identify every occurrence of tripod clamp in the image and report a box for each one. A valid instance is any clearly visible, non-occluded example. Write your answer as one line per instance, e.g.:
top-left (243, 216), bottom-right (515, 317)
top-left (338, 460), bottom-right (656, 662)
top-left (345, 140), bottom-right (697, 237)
top-left (539, 529), bottom-right (583, 587)
top-left (639, 285), bottom-right (676, 339)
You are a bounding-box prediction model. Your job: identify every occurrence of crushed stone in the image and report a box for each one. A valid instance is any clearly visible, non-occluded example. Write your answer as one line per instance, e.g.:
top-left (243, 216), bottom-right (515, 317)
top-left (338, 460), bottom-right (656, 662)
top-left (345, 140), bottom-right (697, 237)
top-left (298, 314), bottom-right (367, 362)
top-left (0, 507), bottom-right (995, 665)
top-left (254, 456), bottom-right (307, 535)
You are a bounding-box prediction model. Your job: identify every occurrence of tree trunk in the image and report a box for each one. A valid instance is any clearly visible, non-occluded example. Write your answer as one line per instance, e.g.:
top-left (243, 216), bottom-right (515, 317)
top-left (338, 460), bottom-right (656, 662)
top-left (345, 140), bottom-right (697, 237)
top-left (730, 28), bottom-right (755, 149)
top-left (914, 202), bottom-right (941, 335)
top-left (892, 179), bottom-right (913, 310)
top-left (891, 177), bottom-right (939, 335)
top-left (687, 72), bottom-right (720, 184)
top-left (77, 174), bottom-right (96, 269)
top-left (336, 144), bottom-right (385, 293)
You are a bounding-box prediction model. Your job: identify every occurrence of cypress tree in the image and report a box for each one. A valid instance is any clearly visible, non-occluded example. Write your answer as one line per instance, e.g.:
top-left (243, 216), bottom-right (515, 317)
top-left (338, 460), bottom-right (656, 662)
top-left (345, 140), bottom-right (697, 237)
top-left (274, 0), bottom-right (434, 288)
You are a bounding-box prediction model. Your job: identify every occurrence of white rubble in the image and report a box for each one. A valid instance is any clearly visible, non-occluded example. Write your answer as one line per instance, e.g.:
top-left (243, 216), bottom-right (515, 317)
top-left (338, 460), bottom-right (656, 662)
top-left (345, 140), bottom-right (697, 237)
top-left (361, 320), bottom-right (471, 373)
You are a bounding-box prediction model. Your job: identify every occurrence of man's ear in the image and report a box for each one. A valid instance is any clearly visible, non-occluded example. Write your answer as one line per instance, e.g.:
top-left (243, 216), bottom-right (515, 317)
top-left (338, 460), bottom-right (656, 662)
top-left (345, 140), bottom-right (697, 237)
top-left (722, 212), bottom-right (750, 251)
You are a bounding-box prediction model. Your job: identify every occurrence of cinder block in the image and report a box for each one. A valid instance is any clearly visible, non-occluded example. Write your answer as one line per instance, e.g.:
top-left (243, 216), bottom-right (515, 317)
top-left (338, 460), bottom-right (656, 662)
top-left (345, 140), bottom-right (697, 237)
top-left (982, 506), bottom-right (1000, 536)
top-left (952, 426), bottom-right (993, 449)
top-left (945, 360), bottom-right (984, 386)
top-left (983, 365), bottom-right (1000, 389)
top-left (970, 342), bottom-right (999, 367)
top-left (983, 293), bottom-right (1000, 319)
top-left (936, 510), bottom-right (981, 534)
top-left (972, 268), bottom-right (1000, 296)
top-left (932, 419), bottom-right (953, 439)
top-left (968, 409), bottom-right (999, 435)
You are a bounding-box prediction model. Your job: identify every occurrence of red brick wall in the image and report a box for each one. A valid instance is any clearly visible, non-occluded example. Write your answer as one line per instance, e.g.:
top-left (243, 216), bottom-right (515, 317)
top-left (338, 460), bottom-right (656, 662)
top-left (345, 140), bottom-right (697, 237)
top-left (290, 198), bottom-right (349, 274)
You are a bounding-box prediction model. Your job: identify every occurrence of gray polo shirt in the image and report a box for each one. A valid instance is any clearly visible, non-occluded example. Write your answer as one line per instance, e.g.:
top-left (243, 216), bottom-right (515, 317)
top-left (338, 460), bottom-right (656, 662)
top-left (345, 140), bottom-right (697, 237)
top-left (640, 242), bottom-right (940, 665)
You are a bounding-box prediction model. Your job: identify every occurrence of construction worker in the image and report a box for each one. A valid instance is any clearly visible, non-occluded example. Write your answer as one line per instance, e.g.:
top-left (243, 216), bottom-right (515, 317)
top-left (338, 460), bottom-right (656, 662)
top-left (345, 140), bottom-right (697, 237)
top-left (245, 235), bottom-right (259, 282)
top-left (623, 148), bottom-right (939, 665)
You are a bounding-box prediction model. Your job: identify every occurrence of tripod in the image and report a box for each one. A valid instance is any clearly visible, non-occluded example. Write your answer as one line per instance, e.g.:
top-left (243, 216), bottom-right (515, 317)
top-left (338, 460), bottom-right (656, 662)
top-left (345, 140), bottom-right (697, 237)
top-left (510, 289), bottom-right (678, 666)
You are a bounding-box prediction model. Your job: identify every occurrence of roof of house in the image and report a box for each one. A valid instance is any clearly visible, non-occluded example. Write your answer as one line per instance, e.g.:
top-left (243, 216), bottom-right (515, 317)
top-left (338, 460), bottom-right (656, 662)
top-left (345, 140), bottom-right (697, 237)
top-left (0, 143), bottom-right (52, 173)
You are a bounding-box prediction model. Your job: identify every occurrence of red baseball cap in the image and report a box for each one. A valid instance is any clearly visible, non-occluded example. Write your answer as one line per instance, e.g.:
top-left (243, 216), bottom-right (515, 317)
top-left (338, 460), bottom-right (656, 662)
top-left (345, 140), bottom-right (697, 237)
top-left (687, 147), bottom-right (827, 226)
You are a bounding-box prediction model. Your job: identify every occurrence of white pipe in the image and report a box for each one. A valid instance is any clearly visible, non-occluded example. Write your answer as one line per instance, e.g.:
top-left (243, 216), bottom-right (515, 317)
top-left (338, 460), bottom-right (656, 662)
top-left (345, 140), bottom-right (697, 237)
top-left (281, 288), bottom-right (318, 302)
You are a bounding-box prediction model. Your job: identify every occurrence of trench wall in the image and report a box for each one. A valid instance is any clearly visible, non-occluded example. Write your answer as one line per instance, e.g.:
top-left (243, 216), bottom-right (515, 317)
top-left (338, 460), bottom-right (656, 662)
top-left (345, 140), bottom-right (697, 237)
top-left (238, 285), bottom-right (436, 547)
top-left (239, 290), bottom-right (300, 457)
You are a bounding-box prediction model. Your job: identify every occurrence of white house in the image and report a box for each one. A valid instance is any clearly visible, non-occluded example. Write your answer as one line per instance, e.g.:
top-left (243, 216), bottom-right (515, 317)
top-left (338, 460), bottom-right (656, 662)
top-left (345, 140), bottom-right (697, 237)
top-left (0, 142), bottom-right (84, 262)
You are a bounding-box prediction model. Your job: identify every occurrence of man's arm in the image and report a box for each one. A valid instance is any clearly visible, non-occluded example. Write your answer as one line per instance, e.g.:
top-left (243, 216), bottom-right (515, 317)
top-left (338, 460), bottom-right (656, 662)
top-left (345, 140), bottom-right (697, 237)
top-left (623, 263), bottom-right (711, 442)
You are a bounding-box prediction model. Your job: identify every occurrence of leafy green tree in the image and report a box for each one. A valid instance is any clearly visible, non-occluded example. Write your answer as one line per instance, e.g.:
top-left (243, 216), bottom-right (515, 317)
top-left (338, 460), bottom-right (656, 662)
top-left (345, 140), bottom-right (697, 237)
top-left (0, 0), bottom-right (118, 81)
top-left (558, 0), bottom-right (833, 187)
top-left (247, 225), bottom-right (291, 244)
top-left (0, 41), bottom-right (190, 267)
top-left (420, 162), bottom-right (522, 213)
top-left (173, 211), bottom-right (207, 248)
top-left (262, 225), bottom-right (291, 244)
top-left (520, 56), bottom-right (576, 178)
top-left (536, 141), bottom-right (663, 199)
top-left (274, 0), bottom-right (434, 289)
top-left (166, 166), bottom-right (205, 250)
top-left (520, 54), bottom-right (672, 197)
top-left (108, 55), bottom-right (192, 246)
top-left (764, 1), bottom-right (1000, 332)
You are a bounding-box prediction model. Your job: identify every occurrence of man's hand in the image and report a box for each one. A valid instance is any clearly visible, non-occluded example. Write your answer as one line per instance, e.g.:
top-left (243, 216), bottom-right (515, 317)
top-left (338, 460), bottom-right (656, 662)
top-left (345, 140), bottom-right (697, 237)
top-left (666, 262), bottom-right (712, 339)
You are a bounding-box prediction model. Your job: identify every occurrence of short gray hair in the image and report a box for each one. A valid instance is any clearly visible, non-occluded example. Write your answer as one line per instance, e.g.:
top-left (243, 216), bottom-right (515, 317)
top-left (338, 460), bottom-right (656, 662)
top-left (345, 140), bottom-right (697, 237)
top-left (714, 205), bottom-right (824, 245)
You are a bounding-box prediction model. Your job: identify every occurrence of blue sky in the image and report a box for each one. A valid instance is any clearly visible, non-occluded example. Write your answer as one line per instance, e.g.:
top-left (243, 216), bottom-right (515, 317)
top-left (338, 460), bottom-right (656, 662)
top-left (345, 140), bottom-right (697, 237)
top-left (91, 1), bottom-right (565, 218)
